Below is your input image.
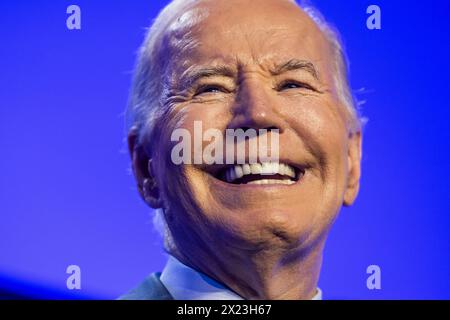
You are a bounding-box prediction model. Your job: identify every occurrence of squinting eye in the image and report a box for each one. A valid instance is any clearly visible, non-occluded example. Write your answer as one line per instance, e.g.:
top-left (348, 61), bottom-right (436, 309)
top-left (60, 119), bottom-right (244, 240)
top-left (283, 83), bottom-right (300, 89)
top-left (278, 81), bottom-right (314, 91)
top-left (195, 85), bottom-right (226, 96)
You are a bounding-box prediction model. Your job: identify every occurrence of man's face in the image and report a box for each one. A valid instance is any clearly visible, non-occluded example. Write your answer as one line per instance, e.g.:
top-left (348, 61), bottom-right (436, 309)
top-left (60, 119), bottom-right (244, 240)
top-left (147, 0), bottom-right (361, 252)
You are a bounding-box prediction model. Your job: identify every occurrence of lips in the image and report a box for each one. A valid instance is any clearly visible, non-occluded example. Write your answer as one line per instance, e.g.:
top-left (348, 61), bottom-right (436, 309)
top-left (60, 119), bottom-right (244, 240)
top-left (216, 162), bottom-right (304, 185)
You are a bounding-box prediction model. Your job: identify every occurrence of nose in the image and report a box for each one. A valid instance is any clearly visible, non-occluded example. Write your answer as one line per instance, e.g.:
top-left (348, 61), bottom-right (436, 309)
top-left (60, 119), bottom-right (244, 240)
top-left (227, 79), bottom-right (287, 134)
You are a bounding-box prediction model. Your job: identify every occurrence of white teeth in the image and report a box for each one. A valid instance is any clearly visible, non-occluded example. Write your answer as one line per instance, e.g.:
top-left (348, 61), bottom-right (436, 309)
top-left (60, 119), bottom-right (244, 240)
top-left (284, 164), bottom-right (296, 178)
top-left (250, 163), bottom-right (262, 175)
top-left (223, 162), bottom-right (298, 184)
top-left (261, 162), bottom-right (279, 175)
top-left (234, 165), bottom-right (244, 179)
top-left (247, 179), bottom-right (295, 185)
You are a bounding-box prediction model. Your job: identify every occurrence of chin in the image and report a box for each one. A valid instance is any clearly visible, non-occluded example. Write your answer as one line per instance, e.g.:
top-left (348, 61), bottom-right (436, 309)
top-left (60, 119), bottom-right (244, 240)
top-left (209, 207), bottom-right (319, 251)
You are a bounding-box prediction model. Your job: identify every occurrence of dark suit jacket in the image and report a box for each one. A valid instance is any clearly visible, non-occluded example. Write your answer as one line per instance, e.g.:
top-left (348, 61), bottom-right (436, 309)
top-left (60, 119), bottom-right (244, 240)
top-left (118, 272), bottom-right (173, 300)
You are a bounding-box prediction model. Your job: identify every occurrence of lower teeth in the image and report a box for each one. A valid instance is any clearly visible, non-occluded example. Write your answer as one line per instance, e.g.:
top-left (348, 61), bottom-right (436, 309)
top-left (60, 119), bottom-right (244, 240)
top-left (246, 179), bottom-right (295, 185)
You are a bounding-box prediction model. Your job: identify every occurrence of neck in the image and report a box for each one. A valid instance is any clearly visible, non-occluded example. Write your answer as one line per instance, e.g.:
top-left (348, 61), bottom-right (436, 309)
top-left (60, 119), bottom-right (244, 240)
top-left (170, 238), bottom-right (324, 300)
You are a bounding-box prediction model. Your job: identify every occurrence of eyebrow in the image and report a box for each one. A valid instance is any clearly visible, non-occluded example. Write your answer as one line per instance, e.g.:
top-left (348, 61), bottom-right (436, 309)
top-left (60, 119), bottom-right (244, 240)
top-left (178, 59), bottom-right (320, 88)
top-left (179, 65), bottom-right (236, 88)
top-left (270, 59), bottom-right (320, 80)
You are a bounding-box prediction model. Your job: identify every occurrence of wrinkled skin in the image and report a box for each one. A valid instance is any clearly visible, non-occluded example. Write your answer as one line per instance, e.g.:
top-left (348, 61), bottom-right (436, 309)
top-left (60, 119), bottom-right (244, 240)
top-left (129, 0), bottom-right (362, 299)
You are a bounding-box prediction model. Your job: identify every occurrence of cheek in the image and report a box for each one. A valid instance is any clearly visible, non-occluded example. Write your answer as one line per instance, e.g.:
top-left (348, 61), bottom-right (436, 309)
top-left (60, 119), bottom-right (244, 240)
top-left (171, 101), bottom-right (232, 156)
top-left (284, 95), bottom-right (348, 164)
top-left (283, 96), bottom-right (349, 199)
top-left (154, 103), bottom-right (232, 219)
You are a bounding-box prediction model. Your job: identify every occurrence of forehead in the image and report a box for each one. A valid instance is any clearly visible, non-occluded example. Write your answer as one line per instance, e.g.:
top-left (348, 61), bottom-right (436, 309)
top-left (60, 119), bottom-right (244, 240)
top-left (162, 0), bottom-right (333, 74)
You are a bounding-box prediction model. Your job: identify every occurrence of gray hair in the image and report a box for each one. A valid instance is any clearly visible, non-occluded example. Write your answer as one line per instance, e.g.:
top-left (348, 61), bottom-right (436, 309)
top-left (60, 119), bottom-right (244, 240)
top-left (125, 0), bottom-right (363, 239)
top-left (126, 0), bottom-right (362, 144)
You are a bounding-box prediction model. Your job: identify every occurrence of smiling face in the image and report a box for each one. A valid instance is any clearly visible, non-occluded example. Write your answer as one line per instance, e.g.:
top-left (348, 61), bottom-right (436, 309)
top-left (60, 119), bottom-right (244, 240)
top-left (135, 0), bottom-right (362, 256)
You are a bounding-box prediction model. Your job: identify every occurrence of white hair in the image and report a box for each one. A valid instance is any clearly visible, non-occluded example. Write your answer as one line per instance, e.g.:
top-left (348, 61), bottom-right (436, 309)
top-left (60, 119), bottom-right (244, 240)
top-left (125, 0), bottom-right (363, 239)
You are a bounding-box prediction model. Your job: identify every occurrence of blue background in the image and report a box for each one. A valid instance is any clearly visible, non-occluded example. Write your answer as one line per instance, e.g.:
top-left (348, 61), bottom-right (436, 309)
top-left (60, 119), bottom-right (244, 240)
top-left (0, 0), bottom-right (449, 299)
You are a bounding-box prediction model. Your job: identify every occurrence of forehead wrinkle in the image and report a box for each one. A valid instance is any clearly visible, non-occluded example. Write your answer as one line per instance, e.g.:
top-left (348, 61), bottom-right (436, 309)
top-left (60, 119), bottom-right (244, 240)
top-left (161, 1), bottom-right (333, 92)
top-left (167, 22), bottom-right (329, 82)
top-left (162, 0), bottom-right (331, 62)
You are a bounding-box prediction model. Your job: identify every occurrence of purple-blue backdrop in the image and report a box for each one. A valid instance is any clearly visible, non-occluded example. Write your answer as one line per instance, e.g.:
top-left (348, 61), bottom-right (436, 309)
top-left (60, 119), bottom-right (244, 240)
top-left (1, 0), bottom-right (449, 299)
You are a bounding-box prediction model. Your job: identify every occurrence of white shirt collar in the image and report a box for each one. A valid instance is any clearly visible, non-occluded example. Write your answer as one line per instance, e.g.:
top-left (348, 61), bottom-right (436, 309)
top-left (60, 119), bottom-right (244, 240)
top-left (160, 255), bottom-right (322, 300)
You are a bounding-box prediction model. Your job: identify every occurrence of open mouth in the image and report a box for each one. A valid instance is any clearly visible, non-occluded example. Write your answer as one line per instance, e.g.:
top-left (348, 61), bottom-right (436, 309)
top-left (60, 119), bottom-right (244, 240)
top-left (214, 162), bottom-right (304, 185)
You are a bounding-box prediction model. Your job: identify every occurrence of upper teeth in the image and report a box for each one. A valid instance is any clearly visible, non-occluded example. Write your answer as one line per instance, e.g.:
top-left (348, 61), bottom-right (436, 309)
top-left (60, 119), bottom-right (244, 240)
top-left (224, 162), bottom-right (297, 184)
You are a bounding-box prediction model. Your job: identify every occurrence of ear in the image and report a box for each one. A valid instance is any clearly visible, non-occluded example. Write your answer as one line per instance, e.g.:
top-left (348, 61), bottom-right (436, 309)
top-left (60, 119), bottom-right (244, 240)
top-left (343, 130), bottom-right (362, 206)
top-left (128, 128), bottom-right (163, 209)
